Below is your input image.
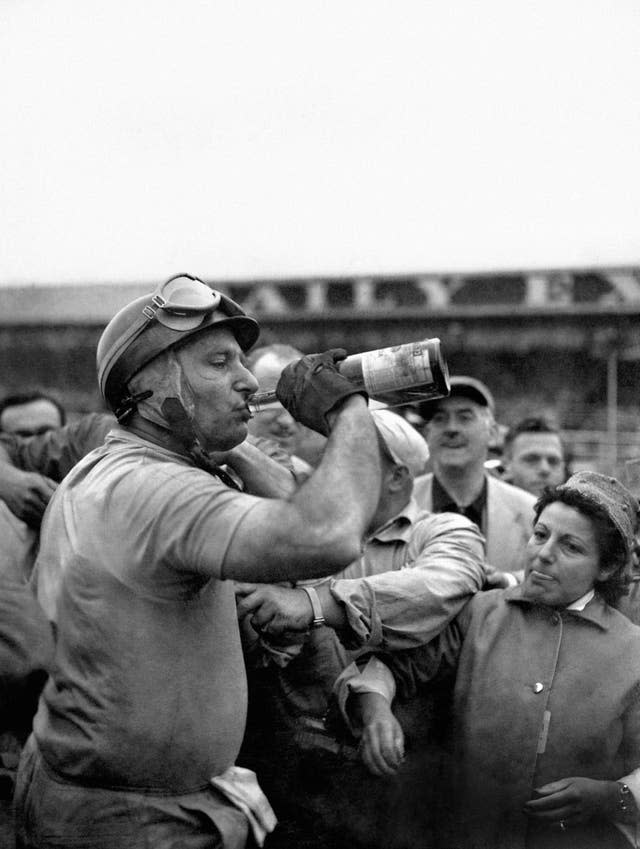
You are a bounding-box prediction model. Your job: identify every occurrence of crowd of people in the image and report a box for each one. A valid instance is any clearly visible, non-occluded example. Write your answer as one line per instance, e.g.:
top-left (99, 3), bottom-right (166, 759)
top-left (0, 273), bottom-right (639, 849)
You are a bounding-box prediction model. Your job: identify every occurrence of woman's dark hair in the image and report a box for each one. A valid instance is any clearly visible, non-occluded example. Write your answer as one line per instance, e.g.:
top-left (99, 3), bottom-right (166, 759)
top-left (534, 486), bottom-right (630, 606)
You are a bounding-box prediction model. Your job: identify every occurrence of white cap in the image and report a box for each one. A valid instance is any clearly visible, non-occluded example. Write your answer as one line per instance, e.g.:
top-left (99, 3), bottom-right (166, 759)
top-left (371, 409), bottom-right (430, 479)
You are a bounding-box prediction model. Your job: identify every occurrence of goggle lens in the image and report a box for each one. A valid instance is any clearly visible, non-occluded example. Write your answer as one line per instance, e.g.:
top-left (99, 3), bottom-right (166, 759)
top-left (145, 274), bottom-right (222, 330)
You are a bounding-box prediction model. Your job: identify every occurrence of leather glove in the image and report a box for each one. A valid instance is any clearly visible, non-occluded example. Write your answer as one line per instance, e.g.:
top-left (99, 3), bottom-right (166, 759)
top-left (275, 349), bottom-right (368, 435)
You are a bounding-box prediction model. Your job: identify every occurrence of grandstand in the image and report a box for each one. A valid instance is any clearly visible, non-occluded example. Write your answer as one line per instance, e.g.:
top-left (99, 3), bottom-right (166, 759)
top-left (1, 265), bottom-right (640, 478)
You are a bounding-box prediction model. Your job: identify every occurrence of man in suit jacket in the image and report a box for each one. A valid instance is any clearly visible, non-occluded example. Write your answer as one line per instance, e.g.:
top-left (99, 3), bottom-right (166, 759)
top-left (413, 375), bottom-right (536, 574)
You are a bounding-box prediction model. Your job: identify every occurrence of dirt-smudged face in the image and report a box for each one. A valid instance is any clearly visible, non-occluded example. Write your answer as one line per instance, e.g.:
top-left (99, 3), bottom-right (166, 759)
top-left (175, 327), bottom-right (259, 451)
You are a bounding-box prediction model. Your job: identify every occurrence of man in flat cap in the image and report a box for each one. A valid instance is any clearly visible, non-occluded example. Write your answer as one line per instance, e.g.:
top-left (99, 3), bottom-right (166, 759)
top-left (414, 375), bottom-right (536, 575)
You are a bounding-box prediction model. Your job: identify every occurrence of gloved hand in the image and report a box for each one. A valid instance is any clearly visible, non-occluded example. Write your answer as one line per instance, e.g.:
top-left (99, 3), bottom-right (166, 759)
top-left (275, 349), bottom-right (367, 435)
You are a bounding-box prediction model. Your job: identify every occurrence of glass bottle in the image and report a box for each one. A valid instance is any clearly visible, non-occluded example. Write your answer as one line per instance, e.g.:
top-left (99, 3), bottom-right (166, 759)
top-left (249, 338), bottom-right (450, 411)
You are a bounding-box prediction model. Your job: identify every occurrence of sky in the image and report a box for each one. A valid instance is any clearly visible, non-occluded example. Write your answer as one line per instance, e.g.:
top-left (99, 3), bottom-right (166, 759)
top-left (1, 0), bottom-right (639, 286)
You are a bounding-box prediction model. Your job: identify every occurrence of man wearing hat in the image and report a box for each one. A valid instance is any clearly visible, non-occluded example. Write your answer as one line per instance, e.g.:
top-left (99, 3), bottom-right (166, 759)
top-left (14, 274), bottom-right (384, 849)
top-left (236, 408), bottom-right (486, 849)
top-left (413, 375), bottom-right (536, 575)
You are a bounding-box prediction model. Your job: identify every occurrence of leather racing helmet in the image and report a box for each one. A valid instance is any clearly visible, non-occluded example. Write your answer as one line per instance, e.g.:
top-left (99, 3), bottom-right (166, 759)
top-left (97, 274), bottom-right (259, 422)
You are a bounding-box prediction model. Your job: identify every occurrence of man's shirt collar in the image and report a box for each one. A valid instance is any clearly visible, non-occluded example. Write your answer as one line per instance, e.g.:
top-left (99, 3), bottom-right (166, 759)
top-left (431, 474), bottom-right (487, 530)
top-left (366, 497), bottom-right (419, 544)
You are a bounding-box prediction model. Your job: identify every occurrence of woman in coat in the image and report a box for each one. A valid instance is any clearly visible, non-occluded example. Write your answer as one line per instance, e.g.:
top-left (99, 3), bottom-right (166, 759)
top-left (338, 471), bottom-right (640, 849)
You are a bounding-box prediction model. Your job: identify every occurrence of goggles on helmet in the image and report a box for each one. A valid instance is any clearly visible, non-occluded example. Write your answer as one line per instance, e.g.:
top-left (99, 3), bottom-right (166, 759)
top-left (141, 275), bottom-right (222, 330)
top-left (97, 274), bottom-right (259, 419)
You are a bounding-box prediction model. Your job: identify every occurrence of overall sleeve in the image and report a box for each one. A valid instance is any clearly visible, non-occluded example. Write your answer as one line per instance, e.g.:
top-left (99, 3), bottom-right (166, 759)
top-left (329, 513), bottom-right (486, 650)
top-left (613, 684), bottom-right (640, 845)
top-left (620, 684), bottom-right (640, 805)
top-left (333, 602), bottom-right (471, 734)
top-left (7, 413), bottom-right (114, 481)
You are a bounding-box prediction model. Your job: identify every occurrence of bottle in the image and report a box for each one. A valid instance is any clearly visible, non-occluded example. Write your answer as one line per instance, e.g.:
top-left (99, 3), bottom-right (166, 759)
top-left (249, 338), bottom-right (450, 411)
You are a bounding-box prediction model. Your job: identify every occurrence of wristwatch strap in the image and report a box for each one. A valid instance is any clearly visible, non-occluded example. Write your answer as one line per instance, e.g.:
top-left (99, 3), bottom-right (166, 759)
top-left (301, 586), bottom-right (326, 628)
top-left (617, 782), bottom-right (633, 816)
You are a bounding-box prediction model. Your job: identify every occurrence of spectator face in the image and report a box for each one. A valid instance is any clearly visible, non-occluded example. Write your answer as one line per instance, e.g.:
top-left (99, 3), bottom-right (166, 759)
top-left (522, 501), bottom-right (610, 607)
top-left (505, 432), bottom-right (565, 497)
top-left (248, 403), bottom-right (300, 454)
top-left (248, 351), bottom-right (303, 454)
top-left (174, 328), bottom-right (259, 451)
top-left (425, 397), bottom-right (495, 471)
top-left (0, 399), bottom-right (63, 436)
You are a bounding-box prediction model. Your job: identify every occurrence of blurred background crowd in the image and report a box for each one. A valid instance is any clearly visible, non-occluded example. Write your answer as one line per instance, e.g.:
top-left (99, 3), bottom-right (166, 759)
top-left (2, 266), bottom-right (640, 483)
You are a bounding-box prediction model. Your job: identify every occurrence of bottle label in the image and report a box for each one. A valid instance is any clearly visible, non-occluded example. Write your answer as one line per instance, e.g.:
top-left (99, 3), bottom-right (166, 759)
top-left (360, 343), bottom-right (433, 395)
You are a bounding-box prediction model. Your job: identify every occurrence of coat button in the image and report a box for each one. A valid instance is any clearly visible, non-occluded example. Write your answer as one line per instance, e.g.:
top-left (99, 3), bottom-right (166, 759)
top-left (533, 682), bottom-right (544, 693)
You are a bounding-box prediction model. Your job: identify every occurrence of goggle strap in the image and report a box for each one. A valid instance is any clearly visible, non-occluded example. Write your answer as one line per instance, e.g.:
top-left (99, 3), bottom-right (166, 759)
top-left (102, 289), bottom-right (199, 399)
top-left (160, 396), bottom-right (241, 489)
top-left (98, 312), bottom-right (153, 390)
top-left (142, 294), bottom-right (168, 321)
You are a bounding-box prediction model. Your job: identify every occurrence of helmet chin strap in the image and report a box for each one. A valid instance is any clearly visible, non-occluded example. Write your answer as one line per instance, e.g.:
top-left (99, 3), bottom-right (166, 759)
top-left (114, 390), bottom-right (153, 424)
top-left (160, 397), bottom-right (242, 490)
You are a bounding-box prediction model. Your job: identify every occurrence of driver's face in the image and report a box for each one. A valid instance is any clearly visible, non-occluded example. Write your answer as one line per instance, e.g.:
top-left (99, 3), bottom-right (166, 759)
top-left (175, 328), bottom-right (259, 451)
